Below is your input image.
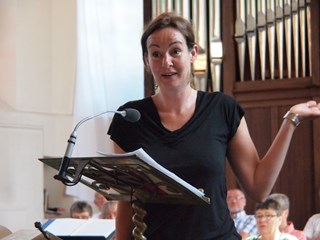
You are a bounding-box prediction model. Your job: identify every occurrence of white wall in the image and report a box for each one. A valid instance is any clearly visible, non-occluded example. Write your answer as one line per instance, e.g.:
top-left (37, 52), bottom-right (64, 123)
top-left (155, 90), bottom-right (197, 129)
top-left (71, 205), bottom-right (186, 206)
top-left (0, 0), bottom-right (76, 114)
top-left (0, 0), bottom-right (143, 233)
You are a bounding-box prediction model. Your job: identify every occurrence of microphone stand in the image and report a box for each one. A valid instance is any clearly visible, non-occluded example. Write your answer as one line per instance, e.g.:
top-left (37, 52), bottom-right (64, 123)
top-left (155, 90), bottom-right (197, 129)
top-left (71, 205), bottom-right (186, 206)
top-left (54, 110), bottom-right (122, 185)
top-left (54, 109), bottom-right (140, 185)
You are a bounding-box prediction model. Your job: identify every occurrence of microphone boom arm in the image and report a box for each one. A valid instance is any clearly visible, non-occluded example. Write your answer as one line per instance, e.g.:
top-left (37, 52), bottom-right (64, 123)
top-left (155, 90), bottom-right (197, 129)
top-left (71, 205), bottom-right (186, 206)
top-left (54, 109), bottom-right (140, 185)
top-left (73, 110), bottom-right (126, 134)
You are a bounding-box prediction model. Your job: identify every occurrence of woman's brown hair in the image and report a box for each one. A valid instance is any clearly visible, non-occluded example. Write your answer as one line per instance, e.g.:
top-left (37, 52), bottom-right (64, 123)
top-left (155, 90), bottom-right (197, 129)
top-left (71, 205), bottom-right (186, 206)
top-left (141, 12), bottom-right (196, 59)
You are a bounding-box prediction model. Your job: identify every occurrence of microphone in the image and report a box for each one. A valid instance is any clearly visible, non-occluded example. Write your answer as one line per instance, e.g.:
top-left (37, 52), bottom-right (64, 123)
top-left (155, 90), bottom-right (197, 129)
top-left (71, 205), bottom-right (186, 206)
top-left (54, 108), bottom-right (140, 185)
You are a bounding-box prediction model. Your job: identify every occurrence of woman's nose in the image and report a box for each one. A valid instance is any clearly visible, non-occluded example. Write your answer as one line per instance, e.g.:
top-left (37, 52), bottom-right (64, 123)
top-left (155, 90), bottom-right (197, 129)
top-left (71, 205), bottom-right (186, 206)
top-left (162, 53), bottom-right (173, 67)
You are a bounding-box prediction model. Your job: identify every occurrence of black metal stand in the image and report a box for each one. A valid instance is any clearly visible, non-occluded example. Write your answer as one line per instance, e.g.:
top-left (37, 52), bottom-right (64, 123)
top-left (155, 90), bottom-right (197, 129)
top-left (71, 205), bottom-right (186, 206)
top-left (40, 149), bottom-right (210, 240)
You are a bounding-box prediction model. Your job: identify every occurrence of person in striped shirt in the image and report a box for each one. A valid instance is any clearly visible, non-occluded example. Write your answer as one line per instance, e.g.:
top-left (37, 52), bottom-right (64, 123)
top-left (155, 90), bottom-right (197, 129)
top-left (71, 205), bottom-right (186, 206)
top-left (228, 188), bottom-right (259, 239)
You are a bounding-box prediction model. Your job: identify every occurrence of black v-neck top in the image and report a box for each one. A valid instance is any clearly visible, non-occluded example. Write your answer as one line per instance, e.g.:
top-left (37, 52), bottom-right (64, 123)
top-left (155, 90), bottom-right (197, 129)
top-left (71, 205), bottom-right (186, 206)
top-left (108, 91), bottom-right (244, 239)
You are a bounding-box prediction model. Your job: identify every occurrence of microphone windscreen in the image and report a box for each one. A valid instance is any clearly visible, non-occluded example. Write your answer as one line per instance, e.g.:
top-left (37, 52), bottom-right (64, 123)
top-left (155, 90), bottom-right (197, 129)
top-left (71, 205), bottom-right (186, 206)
top-left (123, 108), bottom-right (141, 122)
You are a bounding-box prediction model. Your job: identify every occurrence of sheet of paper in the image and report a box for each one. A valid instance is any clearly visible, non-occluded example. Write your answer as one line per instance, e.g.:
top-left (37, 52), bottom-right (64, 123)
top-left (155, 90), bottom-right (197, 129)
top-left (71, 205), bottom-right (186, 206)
top-left (44, 218), bottom-right (115, 237)
top-left (98, 148), bottom-right (206, 199)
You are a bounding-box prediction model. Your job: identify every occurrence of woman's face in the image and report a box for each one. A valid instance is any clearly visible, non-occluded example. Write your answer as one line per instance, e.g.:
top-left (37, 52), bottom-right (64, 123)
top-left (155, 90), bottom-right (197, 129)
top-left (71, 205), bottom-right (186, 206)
top-left (144, 27), bottom-right (198, 92)
top-left (255, 208), bottom-right (281, 236)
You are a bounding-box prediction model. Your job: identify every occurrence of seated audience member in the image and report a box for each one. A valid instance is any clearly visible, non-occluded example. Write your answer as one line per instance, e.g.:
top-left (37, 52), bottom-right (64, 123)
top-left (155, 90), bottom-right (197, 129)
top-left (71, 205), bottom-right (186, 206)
top-left (92, 192), bottom-right (108, 218)
top-left (247, 198), bottom-right (298, 240)
top-left (100, 201), bottom-right (118, 219)
top-left (227, 188), bottom-right (259, 239)
top-left (267, 193), bottom-right (306, 240)
top-left (303, 213), bottom-right (320, 240)
top-left (70, 200), bottom-right (93, 219)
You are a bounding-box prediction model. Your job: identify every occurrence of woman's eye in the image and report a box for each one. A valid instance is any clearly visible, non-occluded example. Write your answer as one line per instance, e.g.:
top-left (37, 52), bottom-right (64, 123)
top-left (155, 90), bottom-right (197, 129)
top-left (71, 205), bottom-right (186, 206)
top-left (172, 48), bottom-right (182, 55)
top-left (151, 52), bottom-right (161, 58)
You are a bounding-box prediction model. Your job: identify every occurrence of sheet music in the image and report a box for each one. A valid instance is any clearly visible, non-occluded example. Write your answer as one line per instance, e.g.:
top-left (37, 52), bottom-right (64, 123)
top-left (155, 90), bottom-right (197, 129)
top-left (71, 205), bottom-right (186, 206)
top-left (40, 148), bottom-right (210, 205)
top-left (97, 148), bottom-right (207, 200)
top-left (44, 218), bottom-right (115, 237)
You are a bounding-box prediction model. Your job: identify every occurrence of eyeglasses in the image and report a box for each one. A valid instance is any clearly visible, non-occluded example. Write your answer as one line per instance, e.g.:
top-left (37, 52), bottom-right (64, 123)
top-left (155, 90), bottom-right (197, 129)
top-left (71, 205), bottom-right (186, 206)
top-left (255, 214), bottom-right (277, 221)
top-left (227, 196), bottom-right (245, 201)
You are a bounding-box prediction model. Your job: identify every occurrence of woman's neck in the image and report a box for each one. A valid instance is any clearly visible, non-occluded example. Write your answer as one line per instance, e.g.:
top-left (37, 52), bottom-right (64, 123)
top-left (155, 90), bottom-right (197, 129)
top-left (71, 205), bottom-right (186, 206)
top-left (153, 86), bottom-right (196, 113)
top-left (152, 86), bottom-right (197, 131)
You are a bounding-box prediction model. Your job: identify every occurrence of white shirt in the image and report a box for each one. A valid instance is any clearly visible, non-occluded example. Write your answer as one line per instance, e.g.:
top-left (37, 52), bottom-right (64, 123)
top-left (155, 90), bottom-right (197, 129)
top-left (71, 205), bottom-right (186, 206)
top-left (247, 232), bottom-right (298, 240)
top-left (303, 214), bottom-right (320, 240)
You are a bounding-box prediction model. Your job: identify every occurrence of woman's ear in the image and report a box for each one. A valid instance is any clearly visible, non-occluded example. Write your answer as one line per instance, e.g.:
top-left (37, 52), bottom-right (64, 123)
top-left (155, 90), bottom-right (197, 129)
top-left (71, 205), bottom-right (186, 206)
top-left (190, 44), bottom-right (199, 63)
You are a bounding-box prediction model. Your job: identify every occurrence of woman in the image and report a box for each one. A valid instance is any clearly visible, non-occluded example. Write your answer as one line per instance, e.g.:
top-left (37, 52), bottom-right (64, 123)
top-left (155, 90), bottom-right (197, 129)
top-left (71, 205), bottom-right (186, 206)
top-left (247, 199), bottom-right (298, 240)
top-left (107, 12), bottom-right (320, 239)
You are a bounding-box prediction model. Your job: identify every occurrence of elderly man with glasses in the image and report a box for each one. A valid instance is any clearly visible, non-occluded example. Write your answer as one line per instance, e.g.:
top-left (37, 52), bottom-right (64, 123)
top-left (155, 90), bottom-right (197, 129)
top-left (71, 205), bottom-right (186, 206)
top-left (227, 188), bottom-right (259, 239)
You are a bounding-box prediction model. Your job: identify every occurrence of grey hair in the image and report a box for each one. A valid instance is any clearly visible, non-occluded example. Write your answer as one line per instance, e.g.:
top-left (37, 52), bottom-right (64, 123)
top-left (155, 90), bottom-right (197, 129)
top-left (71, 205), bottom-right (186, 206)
top-left (267, 193), bottom-right (290, 212)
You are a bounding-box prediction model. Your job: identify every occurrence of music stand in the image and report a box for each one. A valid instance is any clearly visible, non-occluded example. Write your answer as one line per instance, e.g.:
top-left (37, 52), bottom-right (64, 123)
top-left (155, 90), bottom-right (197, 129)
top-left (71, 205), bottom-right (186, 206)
top-left (40, 148), bottom-right (210, 240)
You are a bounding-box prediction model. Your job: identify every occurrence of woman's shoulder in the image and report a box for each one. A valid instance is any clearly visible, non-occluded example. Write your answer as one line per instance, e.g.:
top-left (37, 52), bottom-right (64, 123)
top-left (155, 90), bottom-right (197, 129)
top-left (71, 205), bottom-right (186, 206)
top-left (197, 90), bottom-right (238, 103)
top-left (119, 96), bottom-right (152, 109)
top-left (196, 91), bottom-right (242, 113)
top-left (197, 90), bottom-right (230, 98)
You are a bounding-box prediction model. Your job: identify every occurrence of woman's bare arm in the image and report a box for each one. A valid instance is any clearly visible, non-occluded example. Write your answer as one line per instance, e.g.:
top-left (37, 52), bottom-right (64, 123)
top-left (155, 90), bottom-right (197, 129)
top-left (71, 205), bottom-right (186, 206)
top-left (227, 101), bottom-right (320, 202)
